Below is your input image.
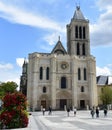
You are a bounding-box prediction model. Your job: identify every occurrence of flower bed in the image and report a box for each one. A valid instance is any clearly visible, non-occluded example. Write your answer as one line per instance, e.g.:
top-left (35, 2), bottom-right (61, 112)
top-left (0, 92), bottom-right (29, 129)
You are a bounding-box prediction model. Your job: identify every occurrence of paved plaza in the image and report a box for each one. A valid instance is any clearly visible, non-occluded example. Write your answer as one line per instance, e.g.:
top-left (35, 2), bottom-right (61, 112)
top-left (21, 110), bottom-right (112, 130)
top-left (11, 110), bottom-right (112, 130)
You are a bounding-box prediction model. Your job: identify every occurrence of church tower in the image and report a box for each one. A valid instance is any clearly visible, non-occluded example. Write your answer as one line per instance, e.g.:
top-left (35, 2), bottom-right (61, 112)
top-left (66, 6), bottom-right (98, 108)
top-left (20, 59), bottom-right (28, 96)
top-left (67, 6), bottom-right (90, 56)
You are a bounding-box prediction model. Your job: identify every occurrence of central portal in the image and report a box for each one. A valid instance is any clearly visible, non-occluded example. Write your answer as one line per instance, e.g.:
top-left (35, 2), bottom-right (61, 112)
top-left (41, 100), bottom-right (46, 109)
top-left (80, 100), bottom-right (85, 109)
top-left (60, 99), bottom-right (67, 110)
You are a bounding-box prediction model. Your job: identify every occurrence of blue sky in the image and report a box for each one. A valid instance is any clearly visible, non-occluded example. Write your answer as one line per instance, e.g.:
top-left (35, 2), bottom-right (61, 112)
top-left (0, 0), bottom-right (112, 85)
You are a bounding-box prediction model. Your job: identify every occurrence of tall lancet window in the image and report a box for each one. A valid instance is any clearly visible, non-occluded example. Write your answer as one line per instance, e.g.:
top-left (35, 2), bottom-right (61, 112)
top-left (82, 43), bottom-right (86, 55)
top-left (40, 67), bottom-right (43, 80)
top-left (84, 68), bottom-right (87, 80)
top-left (75, 26), bottom-right (78, 38)
top-left (81, 86), bottom-right (84, 92)
top-left (79, 26), bottom-right (82, 39)
top-left (61, 77), bottom-right (66, 89)
top-left (43, 86), bottom-right (46, 93)
top-left (77, 43), bottom-right (80, 55)
top-left (46, 67), bottom-right (49, 80)
top-left (78, 68), bottom-right (81, 80)
top-left (83, 27), bottom-right (86, 39)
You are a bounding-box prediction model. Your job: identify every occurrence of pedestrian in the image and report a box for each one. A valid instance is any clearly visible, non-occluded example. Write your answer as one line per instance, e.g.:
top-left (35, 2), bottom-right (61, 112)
top-left (48, 106), bottom-right (52, 115)
top-left (42, 108), bottom-right (45, 115)
top-left (73, 107), bottom-right (77, 116)
top-left (67, 108), bottom-right (70, 117)
top-left (96, 107), bottom-right (99, 118)
top-left (91, 108), bottom-right (95, 118)
top-left (104, 108), bottom-right (107, 117)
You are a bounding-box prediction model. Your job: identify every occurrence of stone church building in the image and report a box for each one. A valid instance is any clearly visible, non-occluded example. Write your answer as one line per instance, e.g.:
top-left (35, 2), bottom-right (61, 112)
top-left (20, 6), bottom-right (98, 111)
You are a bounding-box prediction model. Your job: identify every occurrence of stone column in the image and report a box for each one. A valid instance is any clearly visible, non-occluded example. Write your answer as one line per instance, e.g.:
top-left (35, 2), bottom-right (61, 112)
top-left (32, 55), bottom-right (39, 111)
top-left (88, 58), bottom-right (98, 108)
top-left (43, 66), bottom-right (46, 80)
top-left (72, 57), bottom-right (78, 108)
top-left (27, 54), bottom-right (32, 111)
top-left (51, 55), bottom-right (56, 109)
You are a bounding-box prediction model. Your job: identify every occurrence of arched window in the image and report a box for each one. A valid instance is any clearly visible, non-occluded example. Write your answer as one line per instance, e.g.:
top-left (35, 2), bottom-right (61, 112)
top-left (79, 26), bottom-right (82, 39)
top-left (83, 27), bottom-right (86, 39)
top-left (61, 77), bottom-right (66, 89)
top-left (78, 68), bottom-right (81, 80)
top-left (82, 43), bottom-right (86, 55)
top-left (40, 67), bottom-right (43, 80)
top-left (75, 26), bottom-right (78, 38)
top-left (81, 86), bottom-right (84, 92)
top-left (84, 68), bottom-right (87, 80)
top-left (43, 86), bottom-right (46, 93)
top-left (77, 43), bottom-right (80, 55)
top-left (46, 67), bottom-right (49, 80)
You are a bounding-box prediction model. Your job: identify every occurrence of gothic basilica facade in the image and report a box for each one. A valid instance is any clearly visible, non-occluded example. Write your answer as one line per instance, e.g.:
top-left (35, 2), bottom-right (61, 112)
top-left (20, 6), bottom-right (98, 111)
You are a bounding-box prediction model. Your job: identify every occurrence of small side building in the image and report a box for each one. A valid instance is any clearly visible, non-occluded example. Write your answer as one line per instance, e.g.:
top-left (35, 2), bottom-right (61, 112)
top-left (97, 75), bottom-right (112, 106)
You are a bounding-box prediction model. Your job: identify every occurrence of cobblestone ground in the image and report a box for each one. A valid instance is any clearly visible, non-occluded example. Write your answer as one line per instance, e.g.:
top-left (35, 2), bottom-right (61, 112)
top-left (28, 110), bottom-right (112, 130)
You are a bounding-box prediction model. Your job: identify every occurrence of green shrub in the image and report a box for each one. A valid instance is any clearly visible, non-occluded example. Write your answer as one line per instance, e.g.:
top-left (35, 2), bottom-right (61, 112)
top-left (0, 92), bottom-right (29, 129)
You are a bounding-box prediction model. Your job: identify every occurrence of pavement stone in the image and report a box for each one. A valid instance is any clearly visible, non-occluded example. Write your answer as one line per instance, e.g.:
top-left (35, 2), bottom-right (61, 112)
top-left (10, 110), bottom-right (112, 130)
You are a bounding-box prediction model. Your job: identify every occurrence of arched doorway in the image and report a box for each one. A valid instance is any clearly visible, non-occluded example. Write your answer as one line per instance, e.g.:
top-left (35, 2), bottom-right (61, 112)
top-left (39, 95), bottom-right (50, 110)
top-left (60, 99), bottom-right (67, 110)
top-left (41, 100), bottom-right (46, 109)
top-left (56, 91), bottom-right (72, 110)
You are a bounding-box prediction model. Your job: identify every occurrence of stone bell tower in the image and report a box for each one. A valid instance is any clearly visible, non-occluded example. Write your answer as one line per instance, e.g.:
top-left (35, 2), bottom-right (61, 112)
top-left (67, 6), bottom-right (90, 56)
top-left (66, 6), bottom-right (98, 108)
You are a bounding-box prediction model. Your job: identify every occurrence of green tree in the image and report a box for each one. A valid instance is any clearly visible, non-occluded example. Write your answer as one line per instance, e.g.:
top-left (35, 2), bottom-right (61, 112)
top-left (100, 86), bottom-right (112, 105)
top-left (0, 81), bottom-right (18, 99)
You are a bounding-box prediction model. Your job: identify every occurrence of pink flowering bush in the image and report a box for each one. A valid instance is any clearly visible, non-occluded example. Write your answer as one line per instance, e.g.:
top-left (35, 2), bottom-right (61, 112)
top-left (0, 92), bottom-right (29, 129)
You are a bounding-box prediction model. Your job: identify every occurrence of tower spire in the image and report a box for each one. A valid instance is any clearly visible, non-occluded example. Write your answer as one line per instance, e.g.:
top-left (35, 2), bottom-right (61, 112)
top-left (73, 5), bottom-right (85, 20)
top-left (58, 36), bottom-right (60, 41)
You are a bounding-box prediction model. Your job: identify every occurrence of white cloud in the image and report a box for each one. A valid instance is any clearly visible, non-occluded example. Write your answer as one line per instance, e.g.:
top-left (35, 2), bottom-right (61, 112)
top-left (16, 58), bottom-right (25, 67)
top-left (43, 29), bottom-right (66, 50)
top-left (0, 62), bottom-right (21, 86)
top-left (44, 32), bottom-right (63, 45)
top-left (0, 68), bottom-right (20, 86)
top-left (97, 0), bottom-right (112, 10)
top-left (0, 1), bottom-right (64, 32)
top-left (107, 64), bottom-right (112, 67)
top-left (96, 66), bottom-right (112, 76)
top-left (0, 63), bottom-right (13, 70)
top-left (90, 1), bottom-right (112, 46)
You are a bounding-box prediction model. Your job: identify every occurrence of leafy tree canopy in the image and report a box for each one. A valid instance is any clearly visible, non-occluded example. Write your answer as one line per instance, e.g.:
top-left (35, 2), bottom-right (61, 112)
top-left (0, 81), bottom-right (18, 99)
top-left (100, 86), bottom-right (112, 105)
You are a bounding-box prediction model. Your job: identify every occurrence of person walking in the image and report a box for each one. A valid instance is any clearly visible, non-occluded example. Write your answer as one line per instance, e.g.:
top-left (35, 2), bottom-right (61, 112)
top-left (104, 108), bottom-right (107, 117)
top-left (48, 106), bottom-right (52, 115)
top-left (91, 108), bottom-right (95, 118)
top-left (67, 108), bottom-right (70, 117)
top-left (96, 107), bottom-right (99, 118)
top-left (42, 108), bottom-right (45, 116)
top-left (73, 107), bottom-right (77, 116)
